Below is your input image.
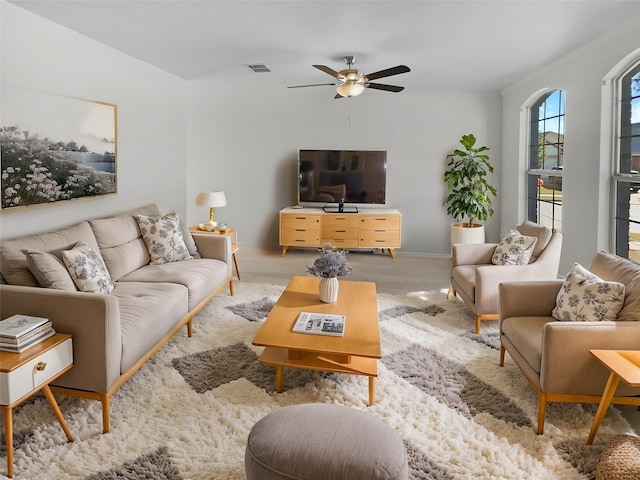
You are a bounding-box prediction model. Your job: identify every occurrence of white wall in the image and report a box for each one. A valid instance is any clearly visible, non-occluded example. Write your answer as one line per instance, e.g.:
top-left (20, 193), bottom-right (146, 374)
top-left (500, 17), bottom-right (640, 272)
top-left (187, 79), bottom-right (502, 254)
top-left (0, 1), bottom-right (187, 241)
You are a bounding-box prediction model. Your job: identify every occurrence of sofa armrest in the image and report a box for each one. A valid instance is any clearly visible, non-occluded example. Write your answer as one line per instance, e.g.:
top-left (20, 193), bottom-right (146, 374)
top-left (191, 233), bottom-right (232, 263)
top-left (0, 284), bottom-right (122, 394)
top-left (499, 281), bottom-right (563, 325)
top-left (451, 243), bottom-right (498, 266)
top-left (540, 321), bottom-right (640, 395)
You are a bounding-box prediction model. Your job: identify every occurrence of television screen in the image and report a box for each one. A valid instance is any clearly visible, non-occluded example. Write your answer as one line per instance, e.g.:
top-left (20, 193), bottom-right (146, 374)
top-left (298, 149), bottom-right (387, 207)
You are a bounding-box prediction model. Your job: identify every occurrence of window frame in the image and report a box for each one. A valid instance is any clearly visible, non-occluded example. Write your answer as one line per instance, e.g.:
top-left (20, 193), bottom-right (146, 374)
top-left (611, 61), bottom-right (640, 260)
top-left (526, 89), bottom-right (565, 232)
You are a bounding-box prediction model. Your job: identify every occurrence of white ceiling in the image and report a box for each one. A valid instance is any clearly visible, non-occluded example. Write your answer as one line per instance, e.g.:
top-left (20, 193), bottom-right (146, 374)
top-left (9, 0), bottom-right (640, 93)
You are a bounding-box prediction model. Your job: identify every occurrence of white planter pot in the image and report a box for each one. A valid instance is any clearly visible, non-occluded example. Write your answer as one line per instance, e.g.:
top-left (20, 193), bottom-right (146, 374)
top-left (450, 222), bottom-right (485, 245)
top-left (319, 277), bottom-right (339, 303)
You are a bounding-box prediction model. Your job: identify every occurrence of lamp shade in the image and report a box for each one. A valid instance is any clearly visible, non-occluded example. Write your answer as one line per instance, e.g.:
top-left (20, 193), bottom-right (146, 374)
top-left (196, 191), bottom-right (227, 208)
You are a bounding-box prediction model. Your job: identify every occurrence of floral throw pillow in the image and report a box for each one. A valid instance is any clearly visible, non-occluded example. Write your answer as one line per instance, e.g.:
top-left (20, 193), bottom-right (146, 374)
top-left (62, 241), bottom-right (114, 294)
top-left (491, 229), bottom-right (537, 265)
top-left (136, 213), bottom-right (193, 265)
top-left (552, 263), bottom-right (625, 322)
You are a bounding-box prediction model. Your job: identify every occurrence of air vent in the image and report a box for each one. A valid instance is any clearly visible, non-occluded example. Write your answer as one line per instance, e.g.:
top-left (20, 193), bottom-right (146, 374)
top-left (247, 64), bottom-right (271, 73)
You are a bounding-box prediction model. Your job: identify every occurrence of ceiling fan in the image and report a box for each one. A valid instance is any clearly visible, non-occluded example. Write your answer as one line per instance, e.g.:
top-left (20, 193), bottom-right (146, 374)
top-left (288, 56), bottom-right (410, 98)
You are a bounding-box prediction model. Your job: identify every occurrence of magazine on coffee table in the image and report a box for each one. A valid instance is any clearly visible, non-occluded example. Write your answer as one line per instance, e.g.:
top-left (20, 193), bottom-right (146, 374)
top-left (292, 312), bottom-right (346, 337)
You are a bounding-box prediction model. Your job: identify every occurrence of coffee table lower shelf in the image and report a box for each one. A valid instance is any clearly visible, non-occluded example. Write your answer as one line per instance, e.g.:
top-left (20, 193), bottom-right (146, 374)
top-left (258, 347), bottom-right (378, 406)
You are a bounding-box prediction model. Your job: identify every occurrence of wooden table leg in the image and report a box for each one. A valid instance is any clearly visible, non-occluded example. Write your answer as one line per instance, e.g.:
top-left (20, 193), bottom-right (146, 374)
top-left (232, 253), bottom-right (241, 281)
top-left (42, 385), bottom-right (74, 442)
top-left (587, 371), bottom-right (621, 444)
top-left (368, 376), bottom-right (376, 406)
top-left (4, 407), bottom-right (13, 478)
top-left (275, 366), bottom-right (284, 392)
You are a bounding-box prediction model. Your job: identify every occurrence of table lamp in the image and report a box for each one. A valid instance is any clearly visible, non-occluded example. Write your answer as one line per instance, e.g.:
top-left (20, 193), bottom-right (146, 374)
top-left (196, 190), bottom-right (227, 228)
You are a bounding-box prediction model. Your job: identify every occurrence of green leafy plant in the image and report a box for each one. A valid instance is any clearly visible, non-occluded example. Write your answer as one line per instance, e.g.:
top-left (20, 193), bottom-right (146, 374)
top-left (443, 134), bottom-right (497, 228)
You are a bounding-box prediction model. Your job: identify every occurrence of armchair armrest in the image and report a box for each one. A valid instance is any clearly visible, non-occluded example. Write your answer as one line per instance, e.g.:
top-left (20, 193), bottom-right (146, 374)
top-left (452, 243), bottom-right (498, 267)
top-left (476, 262), bottom-right (561, 316)
top-left (0, 284), bottom-right (121, 393)
top-left (541, 321), bottom-right (640, 395)
top-left (499, 281), bottom-right (563, 325)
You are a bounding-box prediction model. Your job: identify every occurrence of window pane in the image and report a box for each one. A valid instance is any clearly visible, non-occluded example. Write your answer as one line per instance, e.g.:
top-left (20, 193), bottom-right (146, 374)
top-left (527, 173), bottom-right (563, 232)
top-left (615, 183), bottom-right (639, 262)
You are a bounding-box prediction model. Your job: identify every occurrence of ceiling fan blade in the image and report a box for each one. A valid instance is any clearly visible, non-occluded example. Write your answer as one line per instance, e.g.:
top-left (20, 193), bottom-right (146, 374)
top-left (288, 83), bottom-right (337, 88)
top-left (367, 83), bottom-right (405, 93)
top-left (313, 64), bottom-right (342, 78)
top-left (334, 92), bottom-right (344, 99)
top-left (365, 65), bottom-right (410, 81)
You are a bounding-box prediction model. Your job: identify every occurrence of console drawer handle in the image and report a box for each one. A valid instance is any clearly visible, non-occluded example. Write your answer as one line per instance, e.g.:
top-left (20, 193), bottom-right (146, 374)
top-left (35, 361), bottom-right (47, 372)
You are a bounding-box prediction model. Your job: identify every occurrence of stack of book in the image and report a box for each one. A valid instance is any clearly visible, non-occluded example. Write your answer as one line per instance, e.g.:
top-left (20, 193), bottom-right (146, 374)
top-left (0, 315), bottom-right (55, 353)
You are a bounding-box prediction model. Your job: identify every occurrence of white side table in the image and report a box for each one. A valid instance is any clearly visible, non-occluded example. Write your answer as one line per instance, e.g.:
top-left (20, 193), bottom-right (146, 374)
top-left (0, 333), bottom-right (74, 477)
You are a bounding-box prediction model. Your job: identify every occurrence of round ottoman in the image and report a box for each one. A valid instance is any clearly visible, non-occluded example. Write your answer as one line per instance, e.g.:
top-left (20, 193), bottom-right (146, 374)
top-left (596, 434), bottom-right (640, 480)
top-left (245, 403), bottom-right (408, 480)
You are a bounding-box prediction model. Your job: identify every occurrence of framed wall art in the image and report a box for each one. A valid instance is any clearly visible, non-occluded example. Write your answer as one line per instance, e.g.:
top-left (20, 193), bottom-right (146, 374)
top-left (1, 85), bottom-right (117, 210)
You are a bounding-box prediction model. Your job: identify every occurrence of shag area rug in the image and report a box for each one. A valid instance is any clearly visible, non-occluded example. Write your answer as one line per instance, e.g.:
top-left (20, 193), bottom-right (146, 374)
top-left (1, 282), bottom-right (635, 480)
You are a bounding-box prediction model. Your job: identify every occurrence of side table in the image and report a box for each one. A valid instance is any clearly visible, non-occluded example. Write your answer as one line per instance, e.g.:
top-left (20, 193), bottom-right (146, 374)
top-left (586, 349), bottom-right (640, 445)
top-left (0, 333), bottom-right (74, 477)
top-left (189, 226), bottom-right (241, 281)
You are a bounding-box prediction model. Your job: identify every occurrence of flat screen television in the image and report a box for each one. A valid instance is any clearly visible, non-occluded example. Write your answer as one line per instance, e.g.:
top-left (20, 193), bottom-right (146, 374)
top-left (298, 149), bottom-right (387, 211)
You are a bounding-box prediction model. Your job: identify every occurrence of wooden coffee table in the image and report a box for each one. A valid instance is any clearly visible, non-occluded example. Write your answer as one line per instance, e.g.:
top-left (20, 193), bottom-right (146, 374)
top-left (586, 349), bottom-right (640, 444)
top-left (252, 276), bottom-right (381, 405)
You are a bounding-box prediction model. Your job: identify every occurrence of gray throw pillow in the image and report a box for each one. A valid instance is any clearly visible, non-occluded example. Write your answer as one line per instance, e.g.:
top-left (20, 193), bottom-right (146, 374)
top-left (26, 250), bottom-right (77, 290)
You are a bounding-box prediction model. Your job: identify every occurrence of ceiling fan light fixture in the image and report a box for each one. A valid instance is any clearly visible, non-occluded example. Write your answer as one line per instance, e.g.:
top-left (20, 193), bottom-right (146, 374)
top-left (336, 82), bottom-right (365, 97)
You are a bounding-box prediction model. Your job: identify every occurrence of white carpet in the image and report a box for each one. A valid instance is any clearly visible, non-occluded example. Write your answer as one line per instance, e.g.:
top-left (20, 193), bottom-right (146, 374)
top-left (1, 281), bottom-right (635, 480)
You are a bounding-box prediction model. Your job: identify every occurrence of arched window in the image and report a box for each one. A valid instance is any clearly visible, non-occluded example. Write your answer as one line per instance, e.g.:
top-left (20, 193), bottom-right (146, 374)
top-left (613, 63), bottom-right (640, 261)
top-left (526, 90), bottom-right (565, 231)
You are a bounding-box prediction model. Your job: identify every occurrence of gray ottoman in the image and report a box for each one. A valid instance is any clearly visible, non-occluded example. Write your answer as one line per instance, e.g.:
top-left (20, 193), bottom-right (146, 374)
top-left (245, 403), bottom-right (408, 480)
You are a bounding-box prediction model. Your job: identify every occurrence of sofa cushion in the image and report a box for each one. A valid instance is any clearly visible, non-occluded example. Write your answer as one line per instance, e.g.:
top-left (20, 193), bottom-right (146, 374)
top-left (501, 316), bottom-right (554, 374)
top-left (0, 221), bottom-right (99, 286)
top-left (118, 258), bottom-right (229, 311)
top-left (552, 263), bottom-right (625, 322)
top-left (136, 213), bottom-right (192, 265)
top-left (26, 250), bottom-right (76, 290)
top-left (62, 241), bottom-right (115, 294)
top-left (590, 251), bottom-right (640, 322)
top-left (90, 209), bottom-right (158, 282)
top-left (516, 221), bottom-right (552, 260)
top-left (111, 282), bottom-right (189, 373)
top-left (492, 229), bottom-right (537, 265)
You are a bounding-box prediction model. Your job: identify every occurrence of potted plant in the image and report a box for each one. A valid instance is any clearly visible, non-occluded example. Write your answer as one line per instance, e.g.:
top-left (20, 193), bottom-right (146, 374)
top-left (307, 243), bottom-right (352, 303)
top-left (443, 133), bottom-right (497, 245)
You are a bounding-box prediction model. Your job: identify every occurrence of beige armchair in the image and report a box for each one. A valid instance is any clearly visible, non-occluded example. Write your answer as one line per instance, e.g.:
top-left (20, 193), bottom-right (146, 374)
top-left (447, 221), bottom-right (562, 333)
top-left (499, 251), bottom-right (640, 434)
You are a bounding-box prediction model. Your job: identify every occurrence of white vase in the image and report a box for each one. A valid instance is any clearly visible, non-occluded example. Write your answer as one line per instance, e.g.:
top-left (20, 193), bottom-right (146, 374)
top-left (319, 277), bottom-right (339, 303)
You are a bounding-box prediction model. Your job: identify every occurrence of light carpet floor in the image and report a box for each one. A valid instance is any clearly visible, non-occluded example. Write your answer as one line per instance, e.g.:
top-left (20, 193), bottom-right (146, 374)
top-left (1, 281), bottom-right (635, 480)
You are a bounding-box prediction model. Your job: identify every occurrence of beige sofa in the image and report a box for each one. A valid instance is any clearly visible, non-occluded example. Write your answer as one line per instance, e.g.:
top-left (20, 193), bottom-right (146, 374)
top-left (499, 251), bottom-right (640, 434)
top-left (0, 205), bottom-right (233, 433)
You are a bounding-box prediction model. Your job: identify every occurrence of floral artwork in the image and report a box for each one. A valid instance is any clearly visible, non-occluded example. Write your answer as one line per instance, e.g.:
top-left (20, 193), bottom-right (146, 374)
top-left (1, 85), bottom-right (117, 209)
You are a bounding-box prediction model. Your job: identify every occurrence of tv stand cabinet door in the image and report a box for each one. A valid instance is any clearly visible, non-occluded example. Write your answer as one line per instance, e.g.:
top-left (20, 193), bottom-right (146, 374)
top-left (280, 212), bottom-right (321, 249)
top-left (322, 215), bottom-right (359, 248)
top-left (359, 214), bottom-right (401, 249)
